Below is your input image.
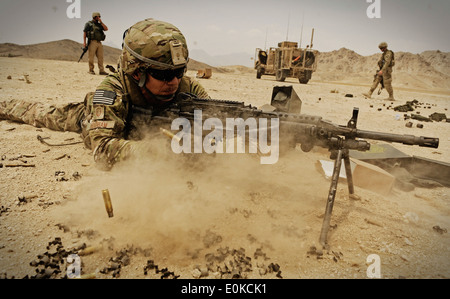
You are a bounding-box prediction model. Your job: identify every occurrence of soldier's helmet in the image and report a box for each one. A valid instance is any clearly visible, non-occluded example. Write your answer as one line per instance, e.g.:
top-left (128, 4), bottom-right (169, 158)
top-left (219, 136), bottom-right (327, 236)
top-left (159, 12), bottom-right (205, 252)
top-left (378, 42), bottom-right (388, 49)
top-left (120, 18), bottom-right (189, 78)
top-left (92, 12), bottom-right (101, 18)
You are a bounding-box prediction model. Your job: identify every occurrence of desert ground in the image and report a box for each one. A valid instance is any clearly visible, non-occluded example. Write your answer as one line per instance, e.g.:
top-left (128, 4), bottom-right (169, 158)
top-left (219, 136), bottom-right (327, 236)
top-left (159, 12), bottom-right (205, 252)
top-left (0, 56), bottom-right (449, 281)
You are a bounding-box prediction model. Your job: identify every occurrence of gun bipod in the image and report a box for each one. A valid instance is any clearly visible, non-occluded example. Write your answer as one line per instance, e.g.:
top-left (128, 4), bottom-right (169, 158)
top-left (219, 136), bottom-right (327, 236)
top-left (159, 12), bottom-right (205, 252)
top-left (319, 147), bottom-right (355, 247)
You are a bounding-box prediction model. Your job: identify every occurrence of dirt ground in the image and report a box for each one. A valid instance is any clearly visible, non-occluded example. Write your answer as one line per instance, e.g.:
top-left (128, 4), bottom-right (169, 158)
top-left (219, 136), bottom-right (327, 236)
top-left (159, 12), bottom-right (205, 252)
top-left (0, 57), bottom-right (449, 280)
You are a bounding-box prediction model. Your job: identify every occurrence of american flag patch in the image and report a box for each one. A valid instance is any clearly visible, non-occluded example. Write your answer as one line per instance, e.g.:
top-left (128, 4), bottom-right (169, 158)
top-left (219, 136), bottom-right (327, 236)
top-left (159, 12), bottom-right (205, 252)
top-left (93, 90), bottom-right (117, 105)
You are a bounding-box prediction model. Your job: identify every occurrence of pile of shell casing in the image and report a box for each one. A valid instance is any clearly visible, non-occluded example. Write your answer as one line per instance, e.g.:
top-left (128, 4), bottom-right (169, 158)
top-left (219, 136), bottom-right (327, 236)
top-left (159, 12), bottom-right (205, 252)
top-left (99, 246), bottom-right (135, 278)
top-left (200, 246), bottom-right (282, 279)
top-left (143, 259), bottom-right (179, 279)
top-left (26, 237), bottom-right (74, 279)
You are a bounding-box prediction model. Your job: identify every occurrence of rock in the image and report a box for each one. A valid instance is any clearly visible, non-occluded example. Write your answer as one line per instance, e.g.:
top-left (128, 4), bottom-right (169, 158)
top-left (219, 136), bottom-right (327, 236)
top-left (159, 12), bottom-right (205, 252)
top-left (432, 225), bottom-right (447, 234)
top-left (191, 268), bottom-right (201, 279)
top-left (403, 212), bottom-right (419, 224)
top-left (429, 112), bottom-right (446, 122)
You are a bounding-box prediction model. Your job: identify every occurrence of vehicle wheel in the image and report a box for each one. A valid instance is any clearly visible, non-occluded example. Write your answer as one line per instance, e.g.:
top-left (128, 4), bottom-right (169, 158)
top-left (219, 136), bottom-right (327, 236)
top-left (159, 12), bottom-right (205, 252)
top-left (299, 77), bottom-right (309, 84)
top-left (276, 70), bottom-right (286, 82)
top-left (298, 71), bottom-right (311, 84)
top-left (256, 67), bottom-right (263, 79)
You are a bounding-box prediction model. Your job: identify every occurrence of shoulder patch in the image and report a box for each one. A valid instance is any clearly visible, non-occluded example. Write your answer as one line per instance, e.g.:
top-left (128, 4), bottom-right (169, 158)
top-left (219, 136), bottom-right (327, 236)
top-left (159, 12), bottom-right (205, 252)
top-left (93, 105), bottom-right (105, 120)
top-left (93, 90), bottom-right (117, 105)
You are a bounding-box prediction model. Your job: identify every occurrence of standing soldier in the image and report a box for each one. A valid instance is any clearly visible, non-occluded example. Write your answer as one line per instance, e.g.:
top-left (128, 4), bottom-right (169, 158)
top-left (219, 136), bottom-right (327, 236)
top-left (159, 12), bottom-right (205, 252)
top-left (83, 12), bottom-right (109, 75)
top-left (0, 19), bottom-right (210, 169)
top-left (363, 42), bottom-right (395, 101)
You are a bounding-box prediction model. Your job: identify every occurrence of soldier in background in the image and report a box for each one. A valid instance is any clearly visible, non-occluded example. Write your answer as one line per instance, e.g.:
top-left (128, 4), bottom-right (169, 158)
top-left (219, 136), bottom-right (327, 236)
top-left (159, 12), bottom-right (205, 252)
top-left (83, 12), bottom-right (109, 75)
top-left (363, 42), bottom-right (395, 101)
top-left (0, 19), bottom-right (209, 169)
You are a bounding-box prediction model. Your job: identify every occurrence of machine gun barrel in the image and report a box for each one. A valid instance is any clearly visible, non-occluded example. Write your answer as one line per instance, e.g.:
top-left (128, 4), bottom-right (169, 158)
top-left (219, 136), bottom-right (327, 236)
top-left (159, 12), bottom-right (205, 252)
top-left (272, 115), bottom-right (439, 151)
top-left (354, 130), bottom-right (439, 148)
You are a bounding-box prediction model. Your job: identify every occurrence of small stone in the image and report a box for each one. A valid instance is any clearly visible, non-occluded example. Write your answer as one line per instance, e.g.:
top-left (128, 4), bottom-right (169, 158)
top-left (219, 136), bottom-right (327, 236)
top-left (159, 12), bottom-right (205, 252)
top-left (191, 268), bottom-right (201, 279)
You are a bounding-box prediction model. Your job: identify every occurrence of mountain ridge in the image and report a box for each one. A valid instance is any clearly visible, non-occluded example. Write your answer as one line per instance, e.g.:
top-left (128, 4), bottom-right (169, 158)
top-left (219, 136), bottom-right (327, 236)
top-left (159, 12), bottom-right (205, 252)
top-left (1, 40), bottom-right (448, 90)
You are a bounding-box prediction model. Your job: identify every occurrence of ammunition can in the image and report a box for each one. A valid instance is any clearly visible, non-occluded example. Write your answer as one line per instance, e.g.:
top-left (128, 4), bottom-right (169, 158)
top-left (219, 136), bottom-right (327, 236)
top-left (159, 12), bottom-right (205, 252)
top-left (102, 189), bottom-right (114, 218)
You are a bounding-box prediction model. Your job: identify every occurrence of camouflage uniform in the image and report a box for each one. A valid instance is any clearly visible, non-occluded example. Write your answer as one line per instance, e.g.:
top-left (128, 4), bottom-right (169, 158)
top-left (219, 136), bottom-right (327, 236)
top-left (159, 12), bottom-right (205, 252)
top-left (0, 19), bottom-right (210, 169)
top-left (363, 42), bottom-right (395, 100)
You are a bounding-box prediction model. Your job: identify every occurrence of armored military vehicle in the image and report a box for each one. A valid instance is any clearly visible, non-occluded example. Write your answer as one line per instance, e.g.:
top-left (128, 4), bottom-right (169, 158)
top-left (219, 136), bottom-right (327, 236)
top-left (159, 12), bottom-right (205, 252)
top-left (254, 29), bottom-right (318, 84)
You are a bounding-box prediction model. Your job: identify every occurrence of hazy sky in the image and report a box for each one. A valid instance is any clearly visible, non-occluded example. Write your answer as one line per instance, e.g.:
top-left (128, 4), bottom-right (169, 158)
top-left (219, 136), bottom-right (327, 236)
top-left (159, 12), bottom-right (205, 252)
top-left (0, 0), bottom-right (449, 62)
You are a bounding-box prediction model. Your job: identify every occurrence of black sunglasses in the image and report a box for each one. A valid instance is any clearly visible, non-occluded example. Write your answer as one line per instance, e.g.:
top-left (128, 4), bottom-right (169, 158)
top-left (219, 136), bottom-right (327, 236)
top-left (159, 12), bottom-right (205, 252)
top-left (147, 67), bottom-right (186, 82)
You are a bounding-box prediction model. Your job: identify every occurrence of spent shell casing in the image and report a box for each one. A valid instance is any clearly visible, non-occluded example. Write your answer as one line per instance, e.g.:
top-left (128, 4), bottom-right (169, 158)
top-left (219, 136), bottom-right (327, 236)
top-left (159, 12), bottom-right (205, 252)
top-left (102, 189), bottom-right (114, 218)
top-left (79, 273), bottom-right (96, 279)
top-left (78, 245), bottom-right (98, 256)
top-left (160, 127), bottom-right (181, 142)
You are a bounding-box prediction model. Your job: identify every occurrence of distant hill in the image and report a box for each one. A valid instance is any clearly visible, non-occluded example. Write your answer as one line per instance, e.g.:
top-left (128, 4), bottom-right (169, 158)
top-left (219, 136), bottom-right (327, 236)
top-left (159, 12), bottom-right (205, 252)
top-left (1, 40), bottom-right (448, 90)
top-left (315, 47), bottom-right (450, 90)
top-left (0, 39), bottom-right (225, 73)
top-left (0, 39), bottom-right (122, 64)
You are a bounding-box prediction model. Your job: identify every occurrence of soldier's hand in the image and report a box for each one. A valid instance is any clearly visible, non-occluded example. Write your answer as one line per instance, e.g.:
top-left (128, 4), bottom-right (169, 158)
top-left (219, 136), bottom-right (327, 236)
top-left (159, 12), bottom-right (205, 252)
top-left (378, 70), bottom-right (383, 76)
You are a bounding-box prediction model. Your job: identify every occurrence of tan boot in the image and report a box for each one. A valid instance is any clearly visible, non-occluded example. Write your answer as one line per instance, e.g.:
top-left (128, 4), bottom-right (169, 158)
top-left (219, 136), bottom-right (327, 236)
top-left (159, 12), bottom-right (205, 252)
top-left (362, 89), bottom-right (374, 99)
top-left (384, 88), bottom-right (395, 101)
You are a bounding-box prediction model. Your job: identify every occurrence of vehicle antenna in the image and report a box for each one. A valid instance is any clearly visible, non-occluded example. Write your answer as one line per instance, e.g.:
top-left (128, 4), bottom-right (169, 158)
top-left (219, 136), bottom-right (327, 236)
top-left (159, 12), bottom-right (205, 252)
top-left (299, 12), bottom-right (304, 48)
top-left (286, 12), bottom-right (290, 41)
top-left (264, 27), bottom-right (268, 51)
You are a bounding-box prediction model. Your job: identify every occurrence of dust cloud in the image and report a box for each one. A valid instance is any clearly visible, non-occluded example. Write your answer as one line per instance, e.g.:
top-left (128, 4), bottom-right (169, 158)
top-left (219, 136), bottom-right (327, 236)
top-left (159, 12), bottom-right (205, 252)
top-left (52, 136), bottom-right (332, 265)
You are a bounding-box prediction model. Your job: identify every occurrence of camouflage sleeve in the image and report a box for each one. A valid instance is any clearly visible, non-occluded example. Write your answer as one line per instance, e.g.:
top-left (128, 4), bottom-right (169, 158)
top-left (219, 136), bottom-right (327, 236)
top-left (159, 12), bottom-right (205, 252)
top-left (381, 51), bottom-right (393, 72)
top-left (81, 74), bottom-right (137, 169)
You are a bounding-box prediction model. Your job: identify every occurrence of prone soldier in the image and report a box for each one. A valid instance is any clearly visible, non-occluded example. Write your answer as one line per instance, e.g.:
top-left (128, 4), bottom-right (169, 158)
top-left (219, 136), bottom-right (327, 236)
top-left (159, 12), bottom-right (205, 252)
top-left (0, 19), bottom-right (210, 169)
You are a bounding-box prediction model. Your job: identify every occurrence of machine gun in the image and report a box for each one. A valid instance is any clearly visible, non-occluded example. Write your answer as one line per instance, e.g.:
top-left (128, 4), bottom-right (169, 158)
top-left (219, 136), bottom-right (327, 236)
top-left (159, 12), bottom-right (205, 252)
top-left (158, 87), bottom-right (439, 246)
